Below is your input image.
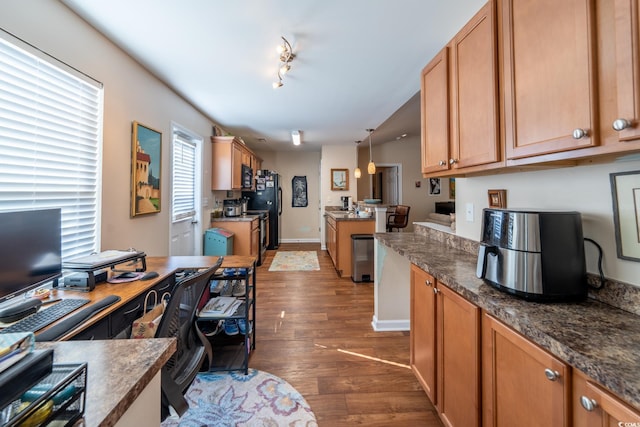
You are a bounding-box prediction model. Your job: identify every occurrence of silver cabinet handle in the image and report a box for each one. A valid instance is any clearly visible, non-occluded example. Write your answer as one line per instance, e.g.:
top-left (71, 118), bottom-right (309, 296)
top-left (613, 118), bottom-right (632, 131)
top-left (438, 160), bottom-right (446, 166)
top-left (580, 396), bottom-right (598, 412)
top-left (449, 158), bottom-right (458, 165)
top-left (425, 279), bottom-right (433, 287)
top-left (544, 368), bottom-right (560, 381)
top-left (572, 128), bottom-right (589, 139)
top-left (433, 287), bottom-right (440, 295)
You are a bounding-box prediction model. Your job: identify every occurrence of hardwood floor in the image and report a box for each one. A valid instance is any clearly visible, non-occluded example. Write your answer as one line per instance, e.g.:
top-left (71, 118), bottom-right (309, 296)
top-left (249, 242), bottom-right (442, 426)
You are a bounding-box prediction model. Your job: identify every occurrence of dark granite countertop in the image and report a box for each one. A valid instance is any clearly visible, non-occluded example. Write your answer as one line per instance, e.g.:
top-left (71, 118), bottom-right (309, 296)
top-left (324, 207), bottom-right (375, 221)
top-left (375, 231), bottom-right (640, 410)
top-left (211, 214), bottom-right (260, 222)
top-left (37, 338), bottom-right (176, 426)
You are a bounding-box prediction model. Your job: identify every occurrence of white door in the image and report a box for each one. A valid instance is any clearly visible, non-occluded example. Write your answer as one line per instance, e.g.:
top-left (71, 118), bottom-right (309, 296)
top-left (170, 125), bottom-right (202, 256)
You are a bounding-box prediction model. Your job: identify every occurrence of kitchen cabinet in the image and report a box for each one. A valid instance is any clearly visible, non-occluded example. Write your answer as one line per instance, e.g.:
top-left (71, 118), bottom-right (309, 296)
top-left (482, 314), bottom-right (570, 427)
top-left (211, 218), bottom-right (259, 259)
top-left (421, 1), bottom-right (501, 177)
top-left (410, 264), bottom-right (437, 403)
top-left (501, 0), bottom-right (599, 161)
top-left (324, 213), bottom-right (374, 278)
top-left (410, 264), bottom-right (481, 427)
top-left (573, 368), bottom-right (640, 426)
top-left (211, 136), bottom-right (259, 191)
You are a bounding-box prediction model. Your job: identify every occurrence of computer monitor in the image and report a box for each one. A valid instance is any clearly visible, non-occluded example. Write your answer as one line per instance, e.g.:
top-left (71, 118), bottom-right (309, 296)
top-left (0, 208), bottom-right (62, 305)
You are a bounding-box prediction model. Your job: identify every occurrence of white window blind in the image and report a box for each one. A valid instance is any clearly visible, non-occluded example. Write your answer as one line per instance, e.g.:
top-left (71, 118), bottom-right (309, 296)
top-left (172, 133), bottom-right (196, 222)
top-left (0, 32), bottom-right (103, 261)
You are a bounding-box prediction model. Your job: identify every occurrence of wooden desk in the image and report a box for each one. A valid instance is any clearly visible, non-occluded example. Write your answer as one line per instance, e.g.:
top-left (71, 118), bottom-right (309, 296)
top-left (47, 255), bottom-right (256, 340)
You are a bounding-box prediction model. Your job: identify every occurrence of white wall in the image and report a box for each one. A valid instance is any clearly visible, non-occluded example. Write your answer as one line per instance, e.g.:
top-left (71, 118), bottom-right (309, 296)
top-left (456, 159), bottom-right (640, 286)
top-left (254, 150), bottom-right (322, 242)
top-left (0, 0), bottom-right (215, 255)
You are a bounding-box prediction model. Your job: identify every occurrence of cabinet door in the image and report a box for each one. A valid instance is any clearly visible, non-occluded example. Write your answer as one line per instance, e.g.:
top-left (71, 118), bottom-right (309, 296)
top-left (614, 0), bottom-right (640, 141)
top-left (250, 219), bottom-right (259, 258)
top-left (501, 0), bottom-right (598, 159)
top-left (232, 143), bottom-right (243, 190)
top-left (573, 369), bottom-right (640, 426)
top-left (483, 314), bottom-right (570, 427)
top-left (410, 264), bottom-right (437, 404)
top-left (450, 0), bottom-right (500, 169)
top-left (421, 47), bottom-right (450, 174)
top-left (437, 284), bottom-right (480, 427)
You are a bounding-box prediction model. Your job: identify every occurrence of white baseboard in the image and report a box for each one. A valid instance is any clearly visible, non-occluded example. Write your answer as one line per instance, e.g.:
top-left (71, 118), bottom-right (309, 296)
top-left (280, 238), bottom-right (321, 243)
top-left (371, 315), bottom-right (410, 332)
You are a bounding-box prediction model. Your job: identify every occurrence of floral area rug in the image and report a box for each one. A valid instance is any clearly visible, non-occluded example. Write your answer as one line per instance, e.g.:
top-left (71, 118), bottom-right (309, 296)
top-left (161, 369), bottom-right (317, 427)
top-left (268, 251), bottom-right (320, 272)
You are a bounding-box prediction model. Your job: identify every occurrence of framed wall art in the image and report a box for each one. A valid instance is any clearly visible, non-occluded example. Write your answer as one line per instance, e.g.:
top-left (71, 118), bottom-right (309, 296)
top-left (428, 178), bottom-right (441, 195)
top-left (131, 121), bottom-right (162, 217)
top-left (331, 168), bottom-right (349, 191)
top-left (488, 189), bottom-right (507, 208)
top-left (610, 170), bottom-right (640, 261)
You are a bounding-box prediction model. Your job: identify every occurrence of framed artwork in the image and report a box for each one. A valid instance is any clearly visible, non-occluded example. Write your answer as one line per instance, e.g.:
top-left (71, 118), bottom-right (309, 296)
top-left (131, 121), bottom-right (162, 217)
top-left (610, 170), bottom-right (640, 261)
top-left (449, 178), bottom-right (456, 199)
top-left (428, 178), bottom-right (441, 195)
top-left (488, 189), bottom-right (507, 208)
top-left (292, 176), bottom-right (308, 207)
top-left (331, 168), bottom-right (349, 191)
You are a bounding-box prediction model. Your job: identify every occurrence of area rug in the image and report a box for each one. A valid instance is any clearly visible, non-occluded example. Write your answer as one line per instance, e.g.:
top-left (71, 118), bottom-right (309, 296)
top-left (161, 369), bottom-right (317, 427)
top-left (268, 251), bottom-right (320, 272)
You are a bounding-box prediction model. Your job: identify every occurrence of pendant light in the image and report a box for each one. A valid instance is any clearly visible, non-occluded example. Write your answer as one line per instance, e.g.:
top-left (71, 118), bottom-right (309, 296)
top-left (354, 140), bottom-right (362, 178)
top-left (367, 128), bottom-right (376, 174)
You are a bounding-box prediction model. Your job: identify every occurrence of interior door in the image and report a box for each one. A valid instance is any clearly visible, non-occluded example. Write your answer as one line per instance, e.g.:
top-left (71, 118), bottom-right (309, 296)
top-left (170, 125), bottom-right (202, 256)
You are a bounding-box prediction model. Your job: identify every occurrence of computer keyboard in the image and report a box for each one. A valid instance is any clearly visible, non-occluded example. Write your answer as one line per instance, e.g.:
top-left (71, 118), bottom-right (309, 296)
top-left (0, 298), bottom-right (90, 334)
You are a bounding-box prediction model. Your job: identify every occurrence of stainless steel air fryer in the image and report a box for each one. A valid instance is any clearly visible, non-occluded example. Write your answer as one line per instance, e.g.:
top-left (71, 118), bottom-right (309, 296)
top-left (476, 208), bottom-right (587, 302)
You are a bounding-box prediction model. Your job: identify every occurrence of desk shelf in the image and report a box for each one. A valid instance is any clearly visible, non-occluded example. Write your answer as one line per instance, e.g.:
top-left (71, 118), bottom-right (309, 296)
top-left (197, 262), bottom-right (256, 375)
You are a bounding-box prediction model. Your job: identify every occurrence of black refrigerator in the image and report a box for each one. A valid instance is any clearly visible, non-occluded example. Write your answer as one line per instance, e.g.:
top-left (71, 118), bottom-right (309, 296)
top-left (242, 171), bottom-right (281, 249)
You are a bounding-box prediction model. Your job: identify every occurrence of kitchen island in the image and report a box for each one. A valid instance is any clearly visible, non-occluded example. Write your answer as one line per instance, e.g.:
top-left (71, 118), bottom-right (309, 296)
top-left (375, 224), bottom-right (640, 418)
top-left (324, 208), bottom-right (375, 279)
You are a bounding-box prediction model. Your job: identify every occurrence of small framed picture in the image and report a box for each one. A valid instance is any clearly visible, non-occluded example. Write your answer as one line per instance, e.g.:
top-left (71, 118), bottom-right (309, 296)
top-left (488, 189), bottom-right (507, 209)
top-left (610, 170), bottom-right (640, 261)
top-left (331, 168), bottom-right (349, 191)
top-left (428, 178), bottom-right (441, 195)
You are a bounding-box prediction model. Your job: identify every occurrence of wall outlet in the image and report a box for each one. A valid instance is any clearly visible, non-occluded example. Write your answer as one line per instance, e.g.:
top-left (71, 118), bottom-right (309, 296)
top-left (465, 203), bottom-right (474, 222)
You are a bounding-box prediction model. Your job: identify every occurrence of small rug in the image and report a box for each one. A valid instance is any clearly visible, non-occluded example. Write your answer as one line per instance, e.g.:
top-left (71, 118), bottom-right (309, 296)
top-left (162, 369), bottom-right (317, 427)
top-left (268, 251), bottom-right (320, 272)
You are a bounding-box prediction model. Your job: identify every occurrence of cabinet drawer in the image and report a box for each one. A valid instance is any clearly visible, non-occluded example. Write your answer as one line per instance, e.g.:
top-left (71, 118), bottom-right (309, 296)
top-left (110, 294), bottom-right (146, 338)
top-left (70, 318), bottom-right (110, 340)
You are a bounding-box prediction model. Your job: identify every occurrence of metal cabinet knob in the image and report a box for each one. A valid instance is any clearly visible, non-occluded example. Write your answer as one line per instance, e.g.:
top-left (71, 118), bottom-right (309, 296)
top-left (438, 160), bottom-right (447, 166)
top-left (425, 279), bottom-right (433, 287)
top-left (572, 128), bottom-right (589, 139)
top-left (580, 396), bottom-right (598, 412)
top-left (544, 368), bottom-right (560, 381)
top-left (433, 287), bottom-right (440, 295)
top-left (613, 118), bottom-right (632, 131)
top-left (449, 158), bottom-right (458, 165)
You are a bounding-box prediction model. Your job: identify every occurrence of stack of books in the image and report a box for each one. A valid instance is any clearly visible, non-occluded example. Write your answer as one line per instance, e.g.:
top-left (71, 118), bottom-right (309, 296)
top-left (198, 296), bottom-right (242, 319)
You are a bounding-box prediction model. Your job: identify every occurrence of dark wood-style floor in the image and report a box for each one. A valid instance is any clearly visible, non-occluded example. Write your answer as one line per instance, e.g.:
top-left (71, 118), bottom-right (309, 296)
top-left (249, 242), bottom-right (443, 426)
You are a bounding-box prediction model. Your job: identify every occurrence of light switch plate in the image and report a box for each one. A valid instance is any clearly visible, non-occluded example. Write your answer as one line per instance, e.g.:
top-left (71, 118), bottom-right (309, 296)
top-left (465, 203), bottom-right (474, 222)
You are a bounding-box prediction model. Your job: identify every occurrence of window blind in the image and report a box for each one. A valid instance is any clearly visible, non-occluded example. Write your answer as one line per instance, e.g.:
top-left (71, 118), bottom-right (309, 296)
top-left (0, 32), bottom-right (103, 261)
top-left (172, 133), bottom-right (196, 222)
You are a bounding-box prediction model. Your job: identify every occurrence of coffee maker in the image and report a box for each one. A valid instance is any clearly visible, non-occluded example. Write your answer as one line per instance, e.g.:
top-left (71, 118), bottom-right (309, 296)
top-left (341, 196), bottom-right (349, 210)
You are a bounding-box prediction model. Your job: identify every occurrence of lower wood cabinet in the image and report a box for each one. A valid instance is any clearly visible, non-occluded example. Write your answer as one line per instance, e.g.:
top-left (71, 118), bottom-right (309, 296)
top-left (325, 216), bottom-right (373, 278)
top-left (410, 264), bottom-right (481, 427)
top-left (211, 219), bottom-right (259, 259)
top-left (573, 368), bottom-right (640, 426)
top-left (482, 314), bottom-right (570, 427)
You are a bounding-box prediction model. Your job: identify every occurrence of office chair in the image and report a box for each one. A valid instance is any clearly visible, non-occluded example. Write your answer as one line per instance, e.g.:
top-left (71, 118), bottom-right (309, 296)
top-left (386, 205), bottom-right (411, 232)
top-left (155, 257), bottom-right (223, 420)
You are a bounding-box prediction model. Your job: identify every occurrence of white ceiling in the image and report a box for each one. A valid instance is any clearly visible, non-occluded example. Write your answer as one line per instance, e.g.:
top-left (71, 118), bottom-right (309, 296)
top-left (61, 0), bottom-right (486, 152)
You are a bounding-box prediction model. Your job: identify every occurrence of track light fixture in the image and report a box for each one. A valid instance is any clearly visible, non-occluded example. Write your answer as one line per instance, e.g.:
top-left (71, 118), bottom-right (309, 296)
top-left (367, 129), bottom-right (376, 174)
top-left (291, 130), bottom-right (301, 146)
top-left (273, 36), bottom-right (295, 89)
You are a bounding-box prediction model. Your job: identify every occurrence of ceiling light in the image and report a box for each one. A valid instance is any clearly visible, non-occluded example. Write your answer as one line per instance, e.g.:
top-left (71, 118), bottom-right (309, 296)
top-left (291, 130), bottom-right (301, 146)
top-left (273, 36), bottom-right (295, 89)
top-left (367, 128), bottom-right (376, 174)
top-left (354, 140), bottom-right (362, 178)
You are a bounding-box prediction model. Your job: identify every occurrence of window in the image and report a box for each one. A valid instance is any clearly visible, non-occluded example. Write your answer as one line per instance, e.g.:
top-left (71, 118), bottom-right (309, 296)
top-left (172, 128), bottom-right (198, 222)
top-left (0, 30), bottom-right (103, 261)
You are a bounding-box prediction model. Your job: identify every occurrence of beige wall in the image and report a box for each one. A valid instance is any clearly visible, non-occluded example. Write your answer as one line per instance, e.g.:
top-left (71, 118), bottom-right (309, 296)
top-left (254, 150), bottom-right (322, 242)
top-left (0, 0), bottom-right (215, 255)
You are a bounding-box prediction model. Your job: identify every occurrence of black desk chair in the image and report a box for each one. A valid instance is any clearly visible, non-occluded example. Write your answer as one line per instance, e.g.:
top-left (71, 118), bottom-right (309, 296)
top-left (156, 257), bottom-right (222, 420)
top-left (386, 205), bottom-right (411, 232)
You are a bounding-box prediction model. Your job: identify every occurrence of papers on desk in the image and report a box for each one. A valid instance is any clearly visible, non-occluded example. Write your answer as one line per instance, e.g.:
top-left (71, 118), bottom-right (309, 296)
top-left (63, 250), bottom-right (144, 269)
top-left (198, 297), bottom-right (242, 318)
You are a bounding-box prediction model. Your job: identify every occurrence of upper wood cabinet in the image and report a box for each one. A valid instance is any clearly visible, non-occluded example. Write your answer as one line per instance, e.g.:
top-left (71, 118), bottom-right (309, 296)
top-left (482, 314), bottom-right (570, 427)
top-left (211, 136), bottom-right (259, 191)
top-left (501, 0), bottom-right (599, 161)
top-left (421, 1), bottom-right (501, 177)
